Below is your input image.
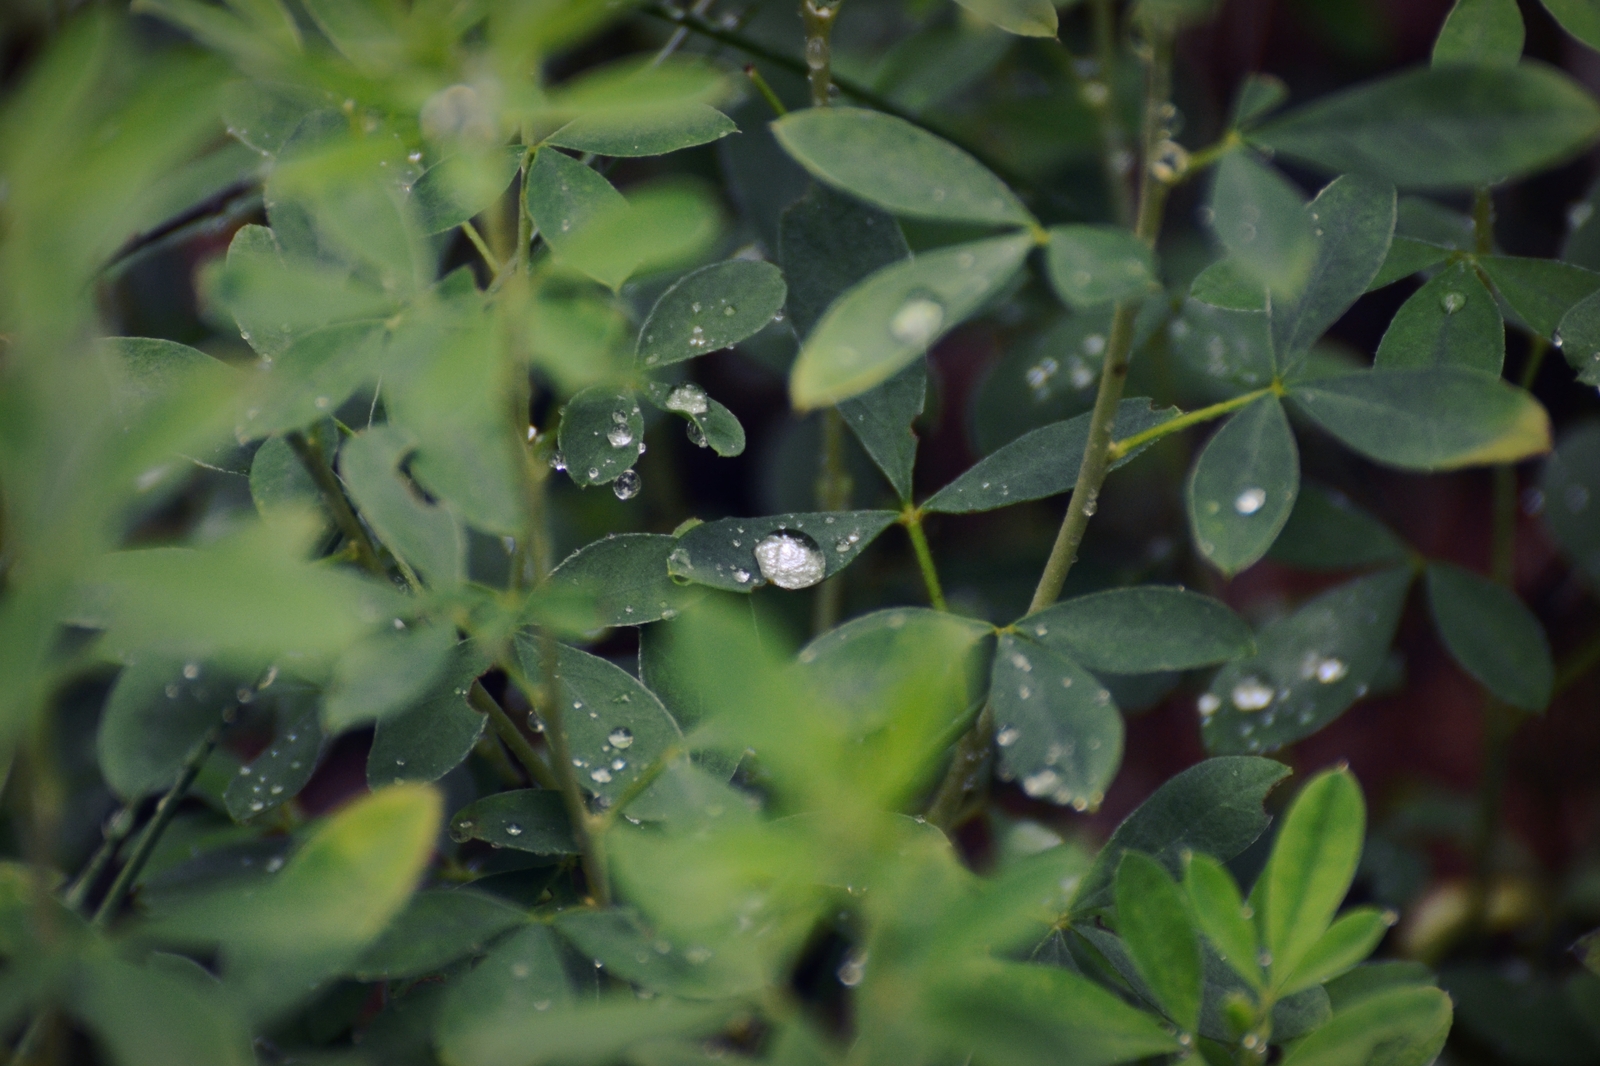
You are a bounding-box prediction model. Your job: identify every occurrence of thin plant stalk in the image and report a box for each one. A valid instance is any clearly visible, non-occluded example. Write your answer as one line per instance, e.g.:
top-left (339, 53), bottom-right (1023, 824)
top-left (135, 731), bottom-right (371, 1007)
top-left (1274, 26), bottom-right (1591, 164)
top-left (903, 511), bottom-right (947, 612)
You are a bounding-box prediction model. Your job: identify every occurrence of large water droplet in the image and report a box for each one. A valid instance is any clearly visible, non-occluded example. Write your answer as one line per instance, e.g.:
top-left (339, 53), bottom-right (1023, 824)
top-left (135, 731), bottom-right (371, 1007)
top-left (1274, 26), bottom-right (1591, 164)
top-left (1440, 290), bottom-right (1466, 315)
top-left (607, 424), bottom-right (634, 448)
top-left (613, 469), bottom-right (641, 500)
top-left (754, 530), bottom-right (826, 589)
top-left (837, 950), bottom-right (867, 987)
top-left (686, 421), bottom-right (708, 448)
top-left (889, 295), bottom-right (944, 347)
top-left (590, 767), bottom-right (613, 784)
top-left (1022, 768), bottom-right (1061, 797)
top-left (1234, 487), bottom-right (1267, 515)
top-left (505, 823), bottom-right (523, 837)
top-left (996, 724), bottom-right (1021, 747)
top-left (1198, 693), bottom-right (1221, 717)
top-left (1230, 678), bottom-right (1274, 712)
top-left (608, 727), bottom-right (634, 749)
top-left (664, 383), bottom-right (709, 416)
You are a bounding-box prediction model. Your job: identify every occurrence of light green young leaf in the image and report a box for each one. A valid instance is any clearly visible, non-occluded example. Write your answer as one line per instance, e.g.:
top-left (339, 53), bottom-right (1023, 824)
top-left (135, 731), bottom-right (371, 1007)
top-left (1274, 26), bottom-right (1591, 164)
top-left (1071, 757), bottom-right (1291, 915)
top-left (1267, 483), bottom-right (1411, 571)
top-left (409, 146), bottom-right (524, 234)
top-left (1273, 173), bottom-right (1397, 363)
top-left (224, 692), bottom-right (321, 822)
top-left (953, 0), bottom-right (1058, 36)
top-left (790, 233), bottom-right (1034, 408)
top-left (340, 425), bottom-right (466, 587)
top-left (299, 0), bottom-right (405, 70)
top-left (991, 634), bottom-right (1123, 811)
top-left (1252, 64), bottom-right (1600, 189)
top-left (1289, 367), bottom-right (1551, 470)
top-left (546, 103), bottom-right (737, 157)
top-left (1555, 289), bottom-right (1600, 385)
top-left (667, 511), bottom-right (899, 593)
top-left (1541, 421), bottom-right (1600, 586)
top-left (1202, 568), bottom-right (1412, 754)
top-left (365, 642), bottom-right (490, 786)
top-left (438, 996), bottom-right (736, 1066)
top-left (1426, 562), bottom-right (1554, 710)
top-left (838, 358), bottom-right (926, 502)
top-left (558, 387), bottom-right (644, 488)
top-left (1186, 396), bottom-right (1300, 576)
top-left (1115, 851), bottom-right (1202, 1032)
top-left (1277, 906), bottom-right (1394, 996)
top-left (1434, 0), bottom-right (1524, 66)
top-left (1478, 254), bottom-right (1600, 338)
top-left (924, 398), bottom-right (1176, 514)
top-left (546, 533), bottom-right (701, 628)
top-left (1258, 768), bottom-right (1366, 982)
top-left (771, 107), bottom-right (1033, 227)
top-left (524, 147), bottom-right (629, 287)
top-left (247, 435), bottom-right (318, 518)
top-left (449, 789), bottom-right (579, 855)
top-left (237, 321), bottom-right (386, 437)
top-left (322, 624), bottom-right (460, 733)
top-left (98, 658), bottom-right (237, 801)
top-left (637, 259), bottom-right (787, 368)
top-left (1185, 852), bottom-right (1262, 990)
top-left (1543, 0), bottom-right (1600, 52)
top-left (434, 927), bottom-right (575, 1061)
top-left (1207, 151), bottom-right (1315, 300)
top-left (1019, 586), bottom-right (1254, 674)
top-left (780, 182), bottom-right (910, 340)
top-left (350, 889), bottom-right (525, 981)
top-left (1375, 260), bottom-right (1504, 373)
top-left (1280, 985), bottom-right (1453, 1066)
top-left (1044, 225), bottom-right (1158, 308)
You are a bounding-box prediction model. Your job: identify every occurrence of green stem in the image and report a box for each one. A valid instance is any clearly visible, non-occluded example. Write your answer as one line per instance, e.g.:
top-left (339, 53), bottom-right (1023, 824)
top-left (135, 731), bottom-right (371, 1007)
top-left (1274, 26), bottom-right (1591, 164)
top-left (903, 511), bottom-right (947, 612)
top-left (800, 0), bottom-right (839, 109)
top-left (62, 805), bottom-right (137, 913)
top-left (461, 219), bottom-right (502, 275)
top-left (813, 408), bottom-right (852, 634)
top-left (925, 704), bottom-right (992, 831)
top-left (744, 64), bottom-right (789, 117)
top-left (1519, 333), bottom-right (1549, 391)
top-left (1106, 387), bottom-right (1272, 462)
top-left (1473, 187), bottom-right (1495, 256)
top-left (467, 680), bottom-right (560, 790)
top-left (1086, 0), bottom-right (1134, 226)
top-left (286, 429), bottom-right (386, 579)
top-left (1180, 131), bottom-right (1242, 180)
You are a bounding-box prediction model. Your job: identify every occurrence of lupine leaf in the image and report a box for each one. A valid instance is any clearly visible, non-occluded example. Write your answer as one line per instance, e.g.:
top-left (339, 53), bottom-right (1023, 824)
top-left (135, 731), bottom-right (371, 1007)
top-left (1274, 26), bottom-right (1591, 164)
top-left (1258, 768), bottom-right (1366, 983)
top-left (990, 634), bottom-right (1123, 811)
top-left (1375, 260), bottom-right (1504, 373)
top-left (1541, 421), bottom-right (1600, 586)
top-left (1426, 561), bottom-right (1554, 710)
top-left (557, 386), bottom-right (644, 488)
top-left (449, 789), bottom-right (579, 855)
top-left (636, 259), bottom-right (787, 368)
top-left (1044, 225), bottom-right (1158, 308)
top-left (1018, 586), bottom-right (1253, 673)
top-left (1186, 396), bottom-right (1300, 575)
top-left (1433, 0), bottom-right (1524, 66)
top-left (350, 889), bottom-right (526, 980)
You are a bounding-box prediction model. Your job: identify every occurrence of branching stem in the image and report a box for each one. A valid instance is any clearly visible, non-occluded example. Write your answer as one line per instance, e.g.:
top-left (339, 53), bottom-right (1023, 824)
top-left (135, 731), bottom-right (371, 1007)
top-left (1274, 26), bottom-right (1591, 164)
top-left (286, 429), bottom-right (386, 579)
top-left (1106, 387), bottom-right (1273, 462)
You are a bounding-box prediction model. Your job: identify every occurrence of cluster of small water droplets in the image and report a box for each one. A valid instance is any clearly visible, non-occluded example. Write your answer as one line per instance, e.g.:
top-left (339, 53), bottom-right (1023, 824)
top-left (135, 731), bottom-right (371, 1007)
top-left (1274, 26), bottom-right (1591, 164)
top-left (664, 383), bottom-right (709, 416)
top-left (1230, 677), bottom-right (1275, 712)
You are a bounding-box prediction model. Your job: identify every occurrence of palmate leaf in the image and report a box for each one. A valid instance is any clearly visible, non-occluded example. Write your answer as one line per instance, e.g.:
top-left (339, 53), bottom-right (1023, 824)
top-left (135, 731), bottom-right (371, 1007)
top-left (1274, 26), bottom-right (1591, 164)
top-left (1273, 173), bottom-right (1396, 363)
top-left (666, 511), bottom-right (899, 593)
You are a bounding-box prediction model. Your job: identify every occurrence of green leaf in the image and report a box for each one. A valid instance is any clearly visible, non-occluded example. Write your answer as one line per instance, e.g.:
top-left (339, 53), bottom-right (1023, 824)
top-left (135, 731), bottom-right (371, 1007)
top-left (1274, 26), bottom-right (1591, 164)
top-left (546, 533), bottom-right (700, 628)
top-left (924, 398), bottom-right (1176, 514)
top-left (218, 80), bottom-right (322, 157)
top-left (838, 358), bottom-right (926, 502)
top-left (350, 889), bottom-right (525, 980)
top-left (1277, 906), bottom-right (1394, 996)
top-left (1367, 237), bottom-right (1453, 291)
top-left (1202, 568), bottom-right (1412, 754)
top-left (322, 623), bottom-right (459, 732)
top-left (97, 658), bottom-right (233, 801)
top-left (514, 640), bottom-right (683, 802)
top-left (1251, 63), bottom-right (1600, 189)
top-left (1577, 928), bottom-right (1600, 976)
top-left (1273, 173), bottom-right (1397, 362)
top-left (237, 321), bottom-right (386, 437)
top-left (1019, 586), bottom-right (1254, 673)
top-left (972, 312), bottom-right (1110, 452)
top-left (1258, 767), bottom-right (1366, 982)
top-left (409, 146), bottom-right (524, 234)
top-left (1426, 562), bottom-right (1554, 710)
top-left (779, 183), bottom-right (910, 340)
top-left (991, 634), bottom-right (1123, 811)
top-left (1324, 960), bottom-right (1438, 1010)
top-left (1172, 295), bottom-right (1276, 391)
top-left (224, 692), bottom-right (321, 822)
top-left (299, 0), bottom-right (405, 70)
top-left (1280, 986), bottom-right (1453, 1066)
top-left (524, 148), bottom-right (629, 287)
top-left (1478, 254), bottom-right (1600, 338)
top-left (1266, 483), bottom-right (1411, 570)
top-left (436, 996), bottom-right (736, 1066)
top-left (1289, 367), bottom-right (1551, 470)
top-left (771, 107), bottom-right (1033, 227)
top-left (642, 381), bottom-right (746, 458)
top-left (1555, 289), bottom-right (1600, 385)
top-left (1071, 756), bottom-right (1292, 915)
top-left (1541, 421), bottom-right (1600, 586)
top-left (1375, 260), bottom-right (1504, 373)
top-left (340, 425), bottom-right (466, 587)
top-left (449, 789), bottom-right (579, 854)
top-left (558, 386), bottom-right (644, 488)
top-left (247, 435), bottom-right (318, 518)
top-left (790, 233), bottom-right (1035, 408)
top-left (555, 908), bottom-right (762, 999)
top-left (365, 641), bottom-right (490, 786)
top-left (1186, 396), bottom-right (1300, 576)
top-left (665, 511), bottom-right (899, 592)
top-left (1434, 0), bottom-right (1524, 65)
top-left (1207, 151), bottom-right (1315, 299)
top-left (930, 961), bottom-right (1181, 1066)
top-left (1232, 74), bottom-right (1291, 129)
top-left (1044, 225), bottom-right (1158, 308)
top-left (1115, 851), bottom-right (1202, 1032)
top-left (435, 926), bottom-right (575, 1058)
top-left (547, 103), bottom-right (736, 157)
top-left (74, 951), bottom-right (254, 1066)
top-left (636, 259), bottom-right (787, 368)
top-left (1543, 0), bottom-right (1600, 51)
top-left (953, 0), bottom-right (1058, 36)
top-left (1185, 852), bottom-right (1262, 990)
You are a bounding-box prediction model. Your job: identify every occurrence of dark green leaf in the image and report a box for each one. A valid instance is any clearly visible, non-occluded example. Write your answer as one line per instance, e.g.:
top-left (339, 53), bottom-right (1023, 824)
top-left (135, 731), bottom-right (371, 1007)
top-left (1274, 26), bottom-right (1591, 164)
top-left (98, 658), bottom-right (235, 801)
top-left (1257, 768), bottom-right (1366, 982)
top-left (779, 183), bottom-right (910, 341)
top-left (1044, 225), bottom-right (1158, 308)
top-left (642, 381), bottom-right (746, 458)
top-left (224, 695), bottom-right (321, 822)
top-left (1541, 421), bottom-right (1600, 586)
top-left (1479, 255), bottom-right (1600, 338)
top-left (924, 398), bottom-right (1176, 514)
top-left (838, 358), bottom-right (926, 502)
top-left (554, 908), bottom-right (762, 999)
top-left (558, 387), bottom-right (644, 488)
top-left (351, 889), bottom-right (525, 980)
top-left (1115, 851), bottom-right (1202, 1032)
top-left (546, 533), bottom-right (700, 628)
top-left (636, 259), bottom-right (787, 368)
top-left (1071, 756), bottom-right (1292, 915)
top-left (973, 312), bottom-right (1111, 452)
top-left (1282, 986), bottom-right (1453, 1066)
top-left (1266, 483), bottom-right (1411, 570)
top-left (1191, 258), bottom-right (1270, 311)
top-left (1289, 367), bottom-right (1551, 470)
top-left (1202, 568), bottom-right (1412, 754)
top-left (75, 951), bottom-right (254, 1066)
top-left (1555, 288), bottom-right (1600, 385)
top-left (1366, 237), bottom-right (1453, 291)
top-left (1273, 173), bottom-right (1397, 362)
top-left (523, 147), bottom-right (630, 288)
top-left (1252, 64), bottom-right (1600, 189)
top-left (1278, 907), bottom-right (1394, 996)
top-left (1426, 562), bottom-right (1554, 710)
top-left (340, 425), bottom-right (466, 587)
top-left (991, 634), bottom-right (1123, 810)
top-left (366, 658), bottom-right (488, 787)
top-left (790, 233), bottom-right (1035, 408)
top-left (666, 511), bottom-right (898, 592)
top-left (1193, 939), bottom-right (1333, 1042)
top-left (1185, 852), bottom-right (1262, 990)
top-left (1543, 0), bottom-right (1600, 52)
top-left (409, 146), bottom-right (523, 234)
top-left (547, 104), bottom-right (737, 157)
top-left (1375, 260), bottom-right (1504, 373)
top-left (1576, 928), bottom-right (1600, 976)
top-left (1433, 0), bottom-right (1524, 66)
top-left (1232, 74), bottom-right (1290, 129)
top-left (449, 789), bottom-right (579, 855)
top-left (953, 0), bottom-right (1058, 36)
top-left (435, 926), bottom-right (575, 1058)
top-left (218, 80), bottom-right (324, 157)
top-left (322, 623), bottom-right (459, 732)
top-left (238, 321), bottom-right (386, 437)
top-left (771, 107), bottom-right (1033, 227)
top-left (1171, 296), bottom-right (1276, 391)
top-left (1207, 151), bottom-right (1315, 299)
top-left (247, 435), bottom-right (318, 518)
top-left (1186, 396), bottom-right (1300, 576)
top-left (1020, 586), bottom-right (1253, 673)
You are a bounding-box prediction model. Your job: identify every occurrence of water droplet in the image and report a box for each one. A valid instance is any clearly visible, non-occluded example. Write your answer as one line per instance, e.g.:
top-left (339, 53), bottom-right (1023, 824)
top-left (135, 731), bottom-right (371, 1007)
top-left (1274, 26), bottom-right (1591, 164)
top-left (754, 530), bottom-right (826, 590)
top-left (1315, 657), bottom-right (1348, 683)
top-left (1234, 487), bottom-right (1267, 515)
top-left (608, 727), bottom-right (634, 749)
top-left (723, 304), bottom-right (737, 316)
top-left (587, 467), bottom-right (601, 480)
top-left (549, 450), bottom-right (567, 472)
top-left (1025, 357), bottom-right (1059, 399)
top-left (505, 823), bottom-right (523, 836)
top-left (1082, 333), bottom-right (1106, 356)
top-left (183, 662), bottom-right (201, 680)
top-left (1022, 768), bottom-right (1060, 797)
top-left (685, 420), bottom-right (708, 447)
top-left (1441, 290), bottom-right (1466, 314)
top-left (996, 724), bottom-right (1020, 747)
top-left (590, 767), bottom-right (613, 783)
top-left (889, 295), bottom-right (945, 347)
top-left (733, 568), bottom-right (751, 583)
top-left (1149, 140), bottom-right (1189, 182)
top-left (607, 424), bottom-right (634, 448)
top-left (664, 383), bottom-right (709, 416)
top-left (1571, 202), bottom-right (1595, 229)
top-left (613, 469), bottom-right (641, 500)
top-left (510, 962), bottom-right (530, 979)
top-left (837, 950), bottom-right (868, 986)
top-left (1198, 693), bottom-right (1221, 716)
top-left (1553, 330), bottom-right (1565, 349)
top-left (1231, 678), bottom-right (1274, 712)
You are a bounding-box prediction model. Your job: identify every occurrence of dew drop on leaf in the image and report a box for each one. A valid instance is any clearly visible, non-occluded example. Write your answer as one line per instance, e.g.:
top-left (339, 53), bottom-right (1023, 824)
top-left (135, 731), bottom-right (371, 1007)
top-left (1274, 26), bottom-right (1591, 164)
top-left (608, 727), bottom-right (634, 749)
top-left (1230, 678), bottom-right (1274, 711)
top-left (1234, 487), bottom-right (1267, 515)
top-left (665, 383), bottom-right (709, 416)
top-left (613, 469), bottom-right (641, 500)
top-left (889, 295), bottom-right (944, 346)
top-left (754, 530), bottom-right (826, 589)
top-left (1440, 290), bottom-right (1466, 314)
